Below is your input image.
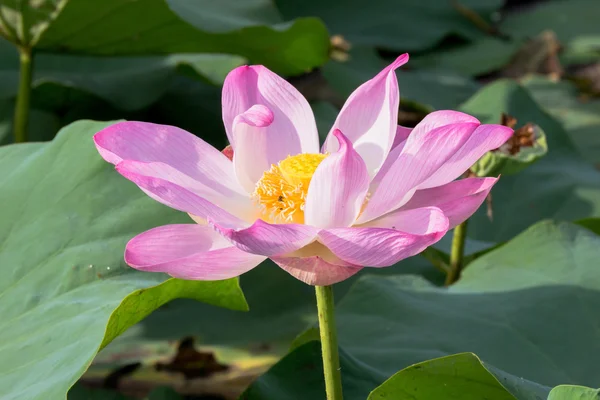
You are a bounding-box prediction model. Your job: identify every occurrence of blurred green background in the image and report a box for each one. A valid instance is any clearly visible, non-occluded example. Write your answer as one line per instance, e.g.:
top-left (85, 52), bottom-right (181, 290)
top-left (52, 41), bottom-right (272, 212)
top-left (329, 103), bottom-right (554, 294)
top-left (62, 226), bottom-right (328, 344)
top-left (1, 0), bottom-right (600, 399)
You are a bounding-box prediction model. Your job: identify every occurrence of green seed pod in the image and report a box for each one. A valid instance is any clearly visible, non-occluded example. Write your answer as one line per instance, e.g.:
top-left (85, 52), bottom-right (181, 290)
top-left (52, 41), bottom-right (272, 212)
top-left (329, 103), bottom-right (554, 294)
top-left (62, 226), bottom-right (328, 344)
top-left (471, 123), bottom-right (548, 177)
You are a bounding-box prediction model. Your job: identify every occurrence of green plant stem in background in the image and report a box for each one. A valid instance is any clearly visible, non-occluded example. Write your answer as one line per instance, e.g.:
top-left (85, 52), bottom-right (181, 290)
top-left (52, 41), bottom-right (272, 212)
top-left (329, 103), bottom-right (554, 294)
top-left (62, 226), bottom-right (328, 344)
top-left (13, 47), bottom-right (33, 143)
top-left (445, 221), bottom-right (468, 286)
top-left (315, 285), bottom-right (344, 400)
top-left (421, 248), bottom-right (450, 275)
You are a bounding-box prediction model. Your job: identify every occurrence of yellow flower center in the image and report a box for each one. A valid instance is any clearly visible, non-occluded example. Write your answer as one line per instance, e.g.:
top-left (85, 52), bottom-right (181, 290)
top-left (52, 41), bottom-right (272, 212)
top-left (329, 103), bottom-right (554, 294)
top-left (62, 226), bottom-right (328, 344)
top-left (253, 153), bottom-right (327, 224)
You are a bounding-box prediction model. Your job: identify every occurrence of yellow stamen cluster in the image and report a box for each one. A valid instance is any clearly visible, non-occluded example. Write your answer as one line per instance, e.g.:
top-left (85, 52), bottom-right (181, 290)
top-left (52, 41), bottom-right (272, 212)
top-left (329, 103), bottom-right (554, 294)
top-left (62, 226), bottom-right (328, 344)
top-left (253, 153), bottom-right (327, 224)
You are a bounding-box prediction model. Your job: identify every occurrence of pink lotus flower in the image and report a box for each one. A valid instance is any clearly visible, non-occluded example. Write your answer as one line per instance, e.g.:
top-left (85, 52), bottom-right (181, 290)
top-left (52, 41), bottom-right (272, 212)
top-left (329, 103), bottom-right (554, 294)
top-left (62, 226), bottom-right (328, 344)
top-left (94, 54), bottom-right (513, 286)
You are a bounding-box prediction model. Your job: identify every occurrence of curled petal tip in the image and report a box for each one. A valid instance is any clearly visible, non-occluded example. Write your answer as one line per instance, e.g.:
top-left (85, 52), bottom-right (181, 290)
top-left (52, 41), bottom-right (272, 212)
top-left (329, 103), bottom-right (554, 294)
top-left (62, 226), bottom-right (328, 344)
top-left (392, 53), bottom-right (410, 68)
top-left (331, 129), bottom-right (351, 148)
top-left (233, 104), bottom-right (274, 128)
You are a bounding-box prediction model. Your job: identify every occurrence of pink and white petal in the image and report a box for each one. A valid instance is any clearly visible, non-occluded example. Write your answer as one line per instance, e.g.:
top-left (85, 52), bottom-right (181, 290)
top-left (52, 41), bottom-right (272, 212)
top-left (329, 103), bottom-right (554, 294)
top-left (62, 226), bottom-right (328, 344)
top-left (323, 54), bottom-right (409, 178)
top-left (231, 104), bottom-right (276, 192)
top-left (368, 125), bottom-right (412, 193)
top-left (222, 65), bottom-right (319, 154)
top-left (417, 124), bottom-right (514, 189)
top-left (116, 160), bottom-right (255, 221)
top-left (273, 257), bottom-right (362, 286)
top-left (369, 133), bottom-right (407, 195)
top-left (320, 207), bottom-right (449, 267)
top-left (392, 125), bottom-right (412, 150)
top-left (210, 219), bottom-right (318, 257)
top-left (400, 177), bottom-right (498, 228)
top-left (406, 110), bottom-right (480, 146)
top-left (125, 224), bottom-right (265, 280)
top-left (272, 242), bottom-right (362, 285)
top-left (357, 122), bottom-right (478, 224)
top-left (116, 162), bottom-right (246, 228)
top-left (304, 130), bottom-right (370, 228)
top-left (94, 121), bottom-right (246, 196)
top-left (362, 206), bottom-right (448, 233)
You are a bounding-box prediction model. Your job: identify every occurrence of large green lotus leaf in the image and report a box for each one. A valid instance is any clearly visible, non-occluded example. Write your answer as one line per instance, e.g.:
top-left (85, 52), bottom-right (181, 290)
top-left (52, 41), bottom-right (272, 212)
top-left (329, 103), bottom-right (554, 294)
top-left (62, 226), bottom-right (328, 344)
top-left (34, 0), bottom-right (328, 74)
top-left (367, 353), bottom-right (549, 400)
top-left (522, 76), bottom-right (600, 165)
top-left (243, 221), bottom-right (600, 398)
top-left (275, 0), bottom-right (503, 51)
top-left (459, 80), bottom-right (600, 242)
top-left (547, 385), bottom-right (600, 400)
top-left (322, 47), bottom-right (480, 111)
top-left (0, 38), bottom-right (245, 111)
top-left (0, 120), bottom-right (247, 400)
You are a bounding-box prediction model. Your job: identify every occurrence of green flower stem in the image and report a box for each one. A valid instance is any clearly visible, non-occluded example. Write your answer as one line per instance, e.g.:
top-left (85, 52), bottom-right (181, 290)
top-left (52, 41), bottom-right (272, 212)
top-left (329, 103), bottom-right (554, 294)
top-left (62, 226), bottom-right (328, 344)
top-left (445, 220), bottom-right (468, 286)
top-left (315, 285), bottom-right (343, 400)
top-left (13, 46), bottom-right (33, 143)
